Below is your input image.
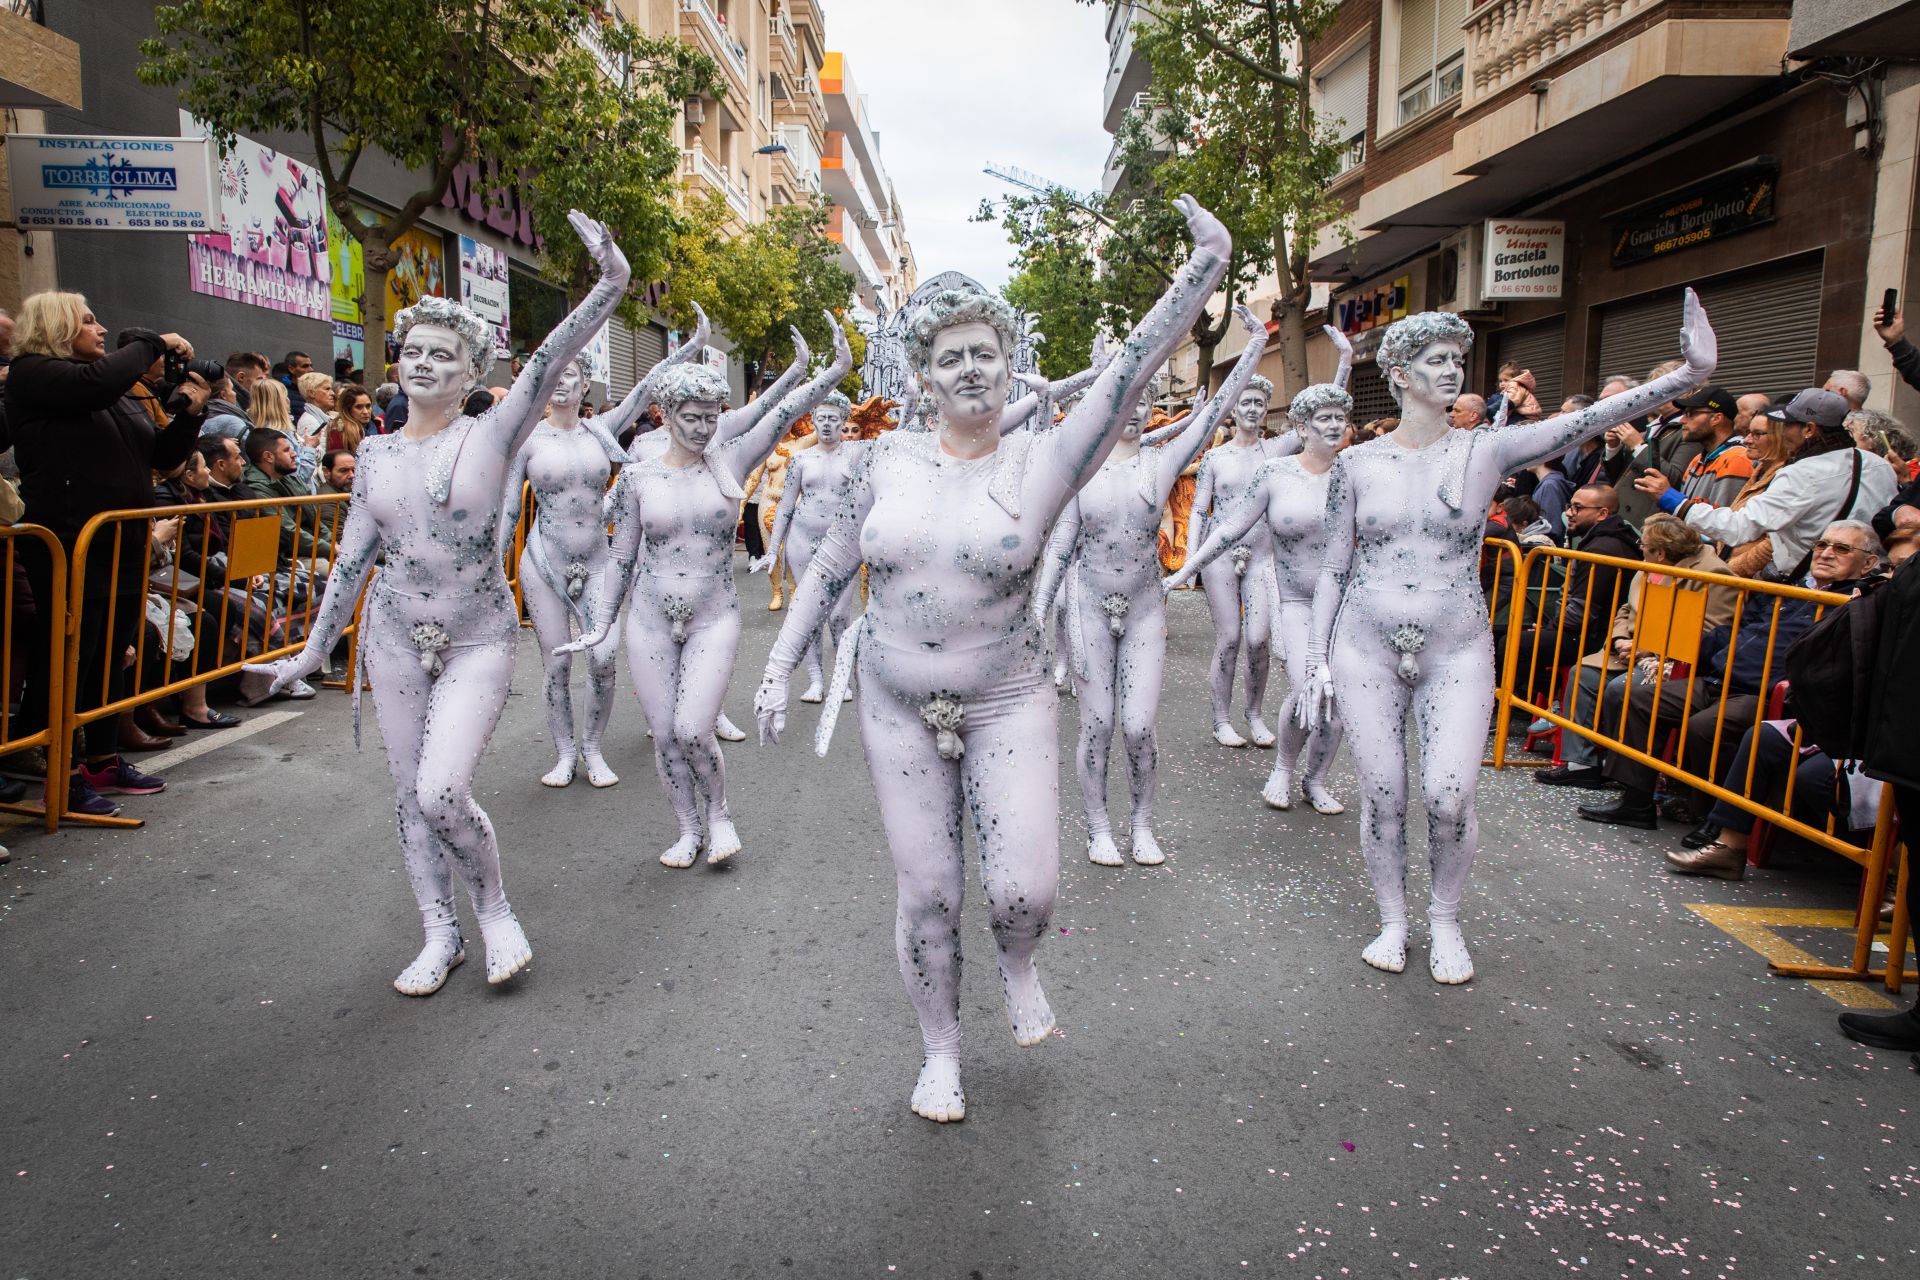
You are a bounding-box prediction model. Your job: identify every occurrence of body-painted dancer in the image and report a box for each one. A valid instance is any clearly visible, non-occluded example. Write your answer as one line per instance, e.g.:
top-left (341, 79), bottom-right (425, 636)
top-left (755, 197), bottom-right (1230, 1123)
top-left (246, 211), bottom-right (628, 994)
top-left (1035, 308), bottom-right (1266, 867)
top-left (749, 390), bottom-right (862, 703)
top-left (563, 319), bottom-right (852, 867)
top-left (1300, 294), bottom-right (1716, 983)
top-left (1167, 380), bottom-right (1353, 814)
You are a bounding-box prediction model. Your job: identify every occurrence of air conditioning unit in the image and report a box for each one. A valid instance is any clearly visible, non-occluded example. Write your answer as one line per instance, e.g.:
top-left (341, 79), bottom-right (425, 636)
top-left (1435, 227), bottom-right (1486, 314)
top-left (684, 98), bottom-right (706, 124)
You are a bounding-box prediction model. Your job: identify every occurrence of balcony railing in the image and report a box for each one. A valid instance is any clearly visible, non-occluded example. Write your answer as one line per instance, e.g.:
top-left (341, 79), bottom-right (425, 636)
top-left (680, 0), bottom-right (748, 84)
top-left (1463, 0), bottom-right (1658, 110)
top-left (682, 145), bottom-right (750, 220)
top-left (775, 123), bottom-right (822, 193)
top-left (770, 11), bottom-right (798, 67)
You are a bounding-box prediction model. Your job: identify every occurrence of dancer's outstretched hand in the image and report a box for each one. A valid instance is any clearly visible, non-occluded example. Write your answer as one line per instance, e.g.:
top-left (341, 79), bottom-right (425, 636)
top-left (1296, 663), bottom-right (1336, 731)
top-left (1678, 287), bottom-right (1716, 381)
top-left (747, 554), bottom-right (775, 575)
top-left (1324, 324), bottom-right (1352, 364)
top-left (554, 626), bottom-right (611, 656)
top-left (242, 646), bottom-right (323, 697)
top-left (567, 209), bottom-right (630, 287)
top-left (755, 671), bottom-right (788, 745)
top-left (1175, 194), bottom-right (1231, 262)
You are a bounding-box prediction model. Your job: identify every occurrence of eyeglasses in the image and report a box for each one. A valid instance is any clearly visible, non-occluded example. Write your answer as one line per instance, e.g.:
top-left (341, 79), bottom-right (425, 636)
top-left (1565, 501), bottom-right (1601, 513)
top-left (1810, 539), bottom-right (1868, 555)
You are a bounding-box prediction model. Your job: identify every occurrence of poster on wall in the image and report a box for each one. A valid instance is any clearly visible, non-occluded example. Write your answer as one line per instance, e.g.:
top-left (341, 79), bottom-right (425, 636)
top-left (1482, 220), bottom-right (1565, 300)
top-left (459, 235), bottom-right (512, 360)
top-left (583, 323), bottom-right (611, 390)
top-left (6, 133), bottom-right (221, 231)
top-left (385, 223), bottom-right (449, 339)
top-left (325, 205), bottom-right (366, 372)
top-left (179, 112), bottom-right (330, 320)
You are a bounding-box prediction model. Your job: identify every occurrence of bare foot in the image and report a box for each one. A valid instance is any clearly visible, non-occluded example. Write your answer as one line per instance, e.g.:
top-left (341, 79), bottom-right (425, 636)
top-left (1000, 957), bottom-right (1055, 1046)
top-left (478, 911), bottom-right (532, 985)
top-left (1130, 827), bottom-right (1166, 866)
top-left (800, 680), bottom-right (825, 704)
top-left (1363, 922), bottom-right (1408, 974)
top-left (1305, 780), bottom-right (1345, 815)
top-left (713, 713), bottom-right (747, 743)
top-left (582, 750), bottom-right (619, 788)
top-left (393, 932), bottom-right (464, 996)
top-left (1246, 713), bottom-right (1276, 748)
top-left (910, 1055), bottom-right (966, 1123)
top-left (1214, 722), bottom-right (1247, 748)
top-left (1262, 767), bottom-right (1293, 810)
top-left (1429, 919), bottom-right (1474, 984)
top-left (540, 755), bottom-right (576, 788)
top-left (660, 833), bottom-right (701, 868)
top-left (1087, 831), bottom-right (1124, 866)
top-left (705, 817), bottom-right (742, 864)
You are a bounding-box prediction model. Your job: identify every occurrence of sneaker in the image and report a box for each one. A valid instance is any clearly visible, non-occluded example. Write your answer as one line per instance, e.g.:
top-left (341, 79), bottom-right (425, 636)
top-left (283, 679), bottom-right (318, 701)
top-left (67, 774), bottom-right (123, 817)
top-left (79, 756), bottom-right (165, 796)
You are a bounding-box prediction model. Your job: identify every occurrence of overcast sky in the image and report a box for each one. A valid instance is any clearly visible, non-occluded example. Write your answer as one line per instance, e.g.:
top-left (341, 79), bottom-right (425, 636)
top-left (822, 0), bottom-right (1114, 293)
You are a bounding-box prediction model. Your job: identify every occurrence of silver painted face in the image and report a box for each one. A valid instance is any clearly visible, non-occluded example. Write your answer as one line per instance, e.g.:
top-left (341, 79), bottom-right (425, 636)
top-left (925, 321), bottom-right (1009, 420)
top-left (398, 323), bottom-right (471, 411)
top-left (1301, 404), bottom-right (1350, 452)
top-left (668, 398), bottom-right (724, 454)
top-left (813, 404), bottom-right (848, 444)
top-left (1120, 395), bottom-right (1151, 441)
top-left (1397, 340), bottom-right (1466, 409)
top-left (550, 363), bottom-right (587, 409)
top-left (1233, 389), bottom-right (1269, 436)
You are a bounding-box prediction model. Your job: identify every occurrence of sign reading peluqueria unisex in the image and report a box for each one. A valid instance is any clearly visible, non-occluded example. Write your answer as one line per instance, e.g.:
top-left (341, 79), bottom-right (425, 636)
top-left (4, 134), bottom-right (221, 231)
top-left (1609, 161), bottom-right (1778, 268)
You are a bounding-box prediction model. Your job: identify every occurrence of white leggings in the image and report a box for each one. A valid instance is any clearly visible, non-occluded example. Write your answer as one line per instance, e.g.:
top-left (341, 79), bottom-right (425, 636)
top-left (1272, 598), bottom-right (1342, 788)
top-left (1069, 566), bottom-right (1164, 836)
top-left (625, 569), bottom-right (739, 842)
top-left (1200, 551), bottom-right (1274, 726)
top-left (786, 526), bottom-right (857, 691)
top-left (520, 542), bottom-right (620, 765)
top-left (855, 629), bottom-right (1059, 1046)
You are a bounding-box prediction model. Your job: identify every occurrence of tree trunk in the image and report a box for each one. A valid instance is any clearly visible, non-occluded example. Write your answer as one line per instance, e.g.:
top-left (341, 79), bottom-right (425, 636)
top-left (360, 229), bottom-right (397, 377)
top-left (1267, 255), bottom-right (1310, 396)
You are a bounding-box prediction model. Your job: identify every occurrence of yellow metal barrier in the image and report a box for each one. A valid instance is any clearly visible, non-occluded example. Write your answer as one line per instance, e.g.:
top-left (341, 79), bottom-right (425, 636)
top-left (0, 524), bottom-right (69, 832)
top-left (64, 493), bottom-right (353, 829)
top-left (1480, 536), bottom-right (1525, 769)
top-left (1493, 543), bottom-right (1911, 995)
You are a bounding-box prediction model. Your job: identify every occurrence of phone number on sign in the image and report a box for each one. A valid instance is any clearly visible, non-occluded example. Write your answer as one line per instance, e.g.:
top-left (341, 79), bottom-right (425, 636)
top-left (17, 211), bottom-right (212, 229)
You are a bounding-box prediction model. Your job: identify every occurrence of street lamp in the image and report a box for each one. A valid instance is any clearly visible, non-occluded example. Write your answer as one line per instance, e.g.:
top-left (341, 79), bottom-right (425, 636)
top-left (753, 142), bottom-right (788, 155)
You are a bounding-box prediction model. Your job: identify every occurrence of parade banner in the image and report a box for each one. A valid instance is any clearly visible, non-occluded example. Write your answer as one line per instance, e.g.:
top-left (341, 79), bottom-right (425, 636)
top-left (180, 113), bottom-right (330, 321)
top-left (1482, 219), bottom-right (1565, 300)
top-left (326, 205), bottom-right (366, 371)
top-left (6, 133), bottom-right (221, 231)
top-left (459, 235), bottom-right (512, 359)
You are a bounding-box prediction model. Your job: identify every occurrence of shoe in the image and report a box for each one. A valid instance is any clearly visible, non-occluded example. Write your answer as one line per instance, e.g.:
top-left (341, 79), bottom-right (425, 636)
top-left (1661, 796), bottom-right (1705, 825)
top-left (237, 669), bottom-right (275, 707)
top-left (1577, 794), bottom-right (1658, 830)
top-left (181, 709), bottom-right (243, 729)
top-left (1664, 840), bottom-right (1745, 879)
top-left (282, 679), bottom-right (318, 701)
top-left (1681, 819), bottom-right (1723, 850)
top-left (1534, 764), bottom-right (1611, 789)
top-left (66, 774), bottom-right (122, 817)
top-left (135, 705), bottom-right (185, 737)
top-left (117, 715), bottom-right (172, 752)
top-left (5, 747), bottom-right (47, 779)
top-left (79, 756), bottom-right (165, 796)
top-left (1836, 1006), bottom-right (1920, 1052)
top-left (1528, 717), bottom-right (1552, 735)
top-left (0, 776), bottom-right (26, 804)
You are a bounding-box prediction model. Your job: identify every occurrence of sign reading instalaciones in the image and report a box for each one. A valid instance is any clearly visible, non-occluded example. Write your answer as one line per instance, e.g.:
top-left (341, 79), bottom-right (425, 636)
top-left (6, 133), bottom-right (220, 232)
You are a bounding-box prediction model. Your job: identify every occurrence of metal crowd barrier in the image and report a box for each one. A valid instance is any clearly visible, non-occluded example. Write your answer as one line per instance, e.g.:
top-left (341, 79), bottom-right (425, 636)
top-left (0, 524), bottom-right (69, 832)
top-left (1489, 543), bottom-right (1911, 996)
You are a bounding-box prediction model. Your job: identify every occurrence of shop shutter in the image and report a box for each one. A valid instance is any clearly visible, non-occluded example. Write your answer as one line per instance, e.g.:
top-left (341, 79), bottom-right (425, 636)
top-left (1314, 43), bottom-right (1369, 142)
top-left (1493, 315), bottom-right (1564, 411)
top-left (1348, 361), bottom-right (1397, 425)
top-left (1398, 0), bottom-right (1437, 93)
top-left (1595, 252), bottom-right (1823, 402)
top-left (608, 321), bottom-right (639, 401)
top-left (634, 322), bottom-right (668, 375)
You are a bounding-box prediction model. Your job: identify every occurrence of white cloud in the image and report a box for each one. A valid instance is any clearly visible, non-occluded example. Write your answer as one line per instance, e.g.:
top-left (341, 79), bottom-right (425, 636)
top-left (821, 0), bottom-right (1113, 294)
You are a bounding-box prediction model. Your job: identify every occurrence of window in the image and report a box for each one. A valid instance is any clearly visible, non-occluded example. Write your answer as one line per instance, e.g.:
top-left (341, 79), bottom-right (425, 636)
top-left (1395, 0), bottom-right (1465, 126)
top-left (1312, 42), bottom-right (1370, 175)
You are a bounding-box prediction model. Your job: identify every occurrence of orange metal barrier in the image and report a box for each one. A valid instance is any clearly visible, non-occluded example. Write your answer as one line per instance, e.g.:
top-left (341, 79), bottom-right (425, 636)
top-left (1492, 543), bottom-right (1911, 995)
top-left (0, 524), bottom-right (69, 832)
top-left (64, 494), bottom-right (353, 829)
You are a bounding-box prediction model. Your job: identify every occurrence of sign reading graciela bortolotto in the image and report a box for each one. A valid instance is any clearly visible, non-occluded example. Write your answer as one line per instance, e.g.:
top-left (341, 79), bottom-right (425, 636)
top-left (5, 134), bottom-right (221, 232)
top-left (1482, 219), bottom-right (1565, 300)
top-left (1609, 162), bottom-right (1778, 268)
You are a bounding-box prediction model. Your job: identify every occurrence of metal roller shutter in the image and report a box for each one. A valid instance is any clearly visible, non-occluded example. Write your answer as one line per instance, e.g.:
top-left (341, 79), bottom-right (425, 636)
top-left (1348, 362), bottom-right (1396, 424)
top-left (1595, 252), bottom-right (1824, 402)
top-left (608, 321), bottom-right (638, 401)
top-left (634, 322), bottom-right (668, 376)
top-left (1493, 316), bottom-right (1563, 411)
top-left (1313, 43), bottom-right (1369, 142)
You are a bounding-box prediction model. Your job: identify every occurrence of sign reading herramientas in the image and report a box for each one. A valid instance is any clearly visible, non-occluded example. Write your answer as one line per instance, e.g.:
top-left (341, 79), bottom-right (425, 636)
top-left (5, 134), bottom-right (220, 231)
top-left (1482, 219), bottom-right (1565, 300)
top-left (1610, 163), bottom-right (1777, 267)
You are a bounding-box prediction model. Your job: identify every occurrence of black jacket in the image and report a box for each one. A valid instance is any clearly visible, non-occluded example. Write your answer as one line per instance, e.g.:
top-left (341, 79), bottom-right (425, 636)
top-left (1865, 556), bottom-right (1920, 790)
top-left (1563, 513), bottom-right (1641, 635)
top-left (1888, 337), bottom-right (1920, 396)
top-left (1605, 419), bottom-right (1702, 530)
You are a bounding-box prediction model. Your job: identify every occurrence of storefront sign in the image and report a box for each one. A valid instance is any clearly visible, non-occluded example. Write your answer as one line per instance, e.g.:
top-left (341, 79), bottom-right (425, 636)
top-left (459, 235), bottom-right (512, 359)
top-left (1335, 275), bottom-right (1412, 335)
top-left (441, 134), bottom-right (543, 251)
top-left (1482, 219), bottom-right (1565, 300)
top-left (6, 133), bottom-right (221, 231)
top-left (1610, 163), bottom-right (1777, 267)
top-left (180, 113), bottom-right (331, 321)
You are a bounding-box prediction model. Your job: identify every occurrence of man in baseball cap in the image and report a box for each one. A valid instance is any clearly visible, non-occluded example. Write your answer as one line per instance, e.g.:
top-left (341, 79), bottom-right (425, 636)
top-left (1656, 385), bottom-right (1752, 507)
top-left (1765, 387), bottom-right (1849, 429)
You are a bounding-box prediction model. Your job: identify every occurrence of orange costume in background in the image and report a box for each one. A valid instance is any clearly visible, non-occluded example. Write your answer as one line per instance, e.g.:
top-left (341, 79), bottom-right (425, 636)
top-left (744, 417), bottom-right (818, 609)
top-left (1151, 408), bottom-right (1207, 573)
top-left (848, 395), bottom-right (901, 440)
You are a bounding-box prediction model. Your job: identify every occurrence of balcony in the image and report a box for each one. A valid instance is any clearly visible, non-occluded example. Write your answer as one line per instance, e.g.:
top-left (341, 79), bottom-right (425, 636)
top-left (682, 144), bottom-right (750, 222)
top-left (1101, 11), bottom-right (1153, 132)
top-left (773, 68), bottom-right (826, 137)
top-left (1463, 0), bottom-right (1659, 111)
top-left (769, 10), bottom-right (799, 75)
top-left (827, 205), bottom-right (887, 300)
top-left (679, 0), bottom-right (749, 103)
top-left (0, 0), bottom-right (81, 110)
top-left (774, 123), bottom-right (821, 195)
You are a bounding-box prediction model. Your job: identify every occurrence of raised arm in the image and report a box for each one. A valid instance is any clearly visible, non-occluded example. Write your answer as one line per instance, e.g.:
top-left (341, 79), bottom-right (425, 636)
top-left (1189, 449), bottom-right (1220, 556)
top-left (1038, 197), bottom-right (1231, 500)
top-left (750, 459), bottom-right (804, 574)
top-left (497, 444), bottom-right (532, 562)
top-left (1164, 463), bottom-right (1270, 590)
top-left (1326, 325), bottom-right (1353, 391)
top-left (489, 212), bottom-right (630, 459)
top-left (998, 372), bottom-right (1050, 437)
top-left (242, 464), bottom-right (383, 693)
top-left (556, 474), bottom-right (643, 654)
top-left (717, 316), bottom-right (852, 479)
top-left (1300, 453), bottom-right (1358, 729)
top-left (600, 303), bottom-right (710, 444)
top-left (1488, 289), bottom-right (1714, 475)
top-left (1152, 305), bottom-right (1264, 496)
top-left (714, 326), bottom-right (813, 449)
top-left (1150, 388), bottom-right (1217, 504)
top-left (1030, 497), bottom-right (1081, 626)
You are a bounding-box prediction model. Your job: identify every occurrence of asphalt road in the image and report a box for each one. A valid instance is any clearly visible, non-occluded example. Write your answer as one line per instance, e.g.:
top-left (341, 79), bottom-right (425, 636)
top-left (3, 562), bottom-right (1914, 1279)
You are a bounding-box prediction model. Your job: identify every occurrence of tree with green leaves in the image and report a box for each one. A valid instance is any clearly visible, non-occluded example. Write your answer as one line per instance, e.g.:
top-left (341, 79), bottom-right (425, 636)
top-left (140, 0), bottom-right (718, 348)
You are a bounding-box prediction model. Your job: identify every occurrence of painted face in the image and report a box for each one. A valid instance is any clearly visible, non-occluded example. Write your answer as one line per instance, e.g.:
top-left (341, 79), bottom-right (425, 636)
top-left (550, 362), bottom-right (587, 409)
top-left (1397, 340), bottom-right (1466, 409)
top-left (813, 405), bottom-right (848, 443)
top-left (668, 397), bottom-right (724, 454)
top-left (1120, 395), bottom-right (1151, 442)
top-left (1300, 403), bottom-right (1350, 452)
top-left (1233, 389), bottom-right (1269, 436)
top-left (924, 321), bottom-right (1009, 420)
top-left (397, 323), bottom-right (471, 408)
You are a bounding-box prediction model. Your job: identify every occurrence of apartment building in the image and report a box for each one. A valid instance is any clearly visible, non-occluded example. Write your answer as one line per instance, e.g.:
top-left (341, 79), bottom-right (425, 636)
top-left (1304, 0), bottom-right (1920, 423)
top-left (820, 50), bottom-right (916, 321)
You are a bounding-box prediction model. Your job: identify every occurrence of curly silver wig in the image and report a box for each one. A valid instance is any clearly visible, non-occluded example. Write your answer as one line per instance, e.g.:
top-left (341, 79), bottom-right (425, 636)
top-left (1289, 383), bottom-right (1353, 422)
top-left (903, 289), bottom-right (1018, 372)
top-left (1378, 311), bottom-right (1474, 407)
top-left (816, 389), bottom-right (852, 415)
top-left (1242, 374), bottom-right (1274, 404)
top-left (393, 295), bottom-right (494, 384)
top-left (653, 363), bottom-right (731, 412)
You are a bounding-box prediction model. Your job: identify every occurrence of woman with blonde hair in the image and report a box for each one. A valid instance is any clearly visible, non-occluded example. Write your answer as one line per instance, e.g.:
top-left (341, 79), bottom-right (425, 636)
top-left (1724, 403), bottom-right (1793, 577)
top-left (295, 371), bottom-right (335, 444)
top-left (247, 376), bottom-right (295, 434)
